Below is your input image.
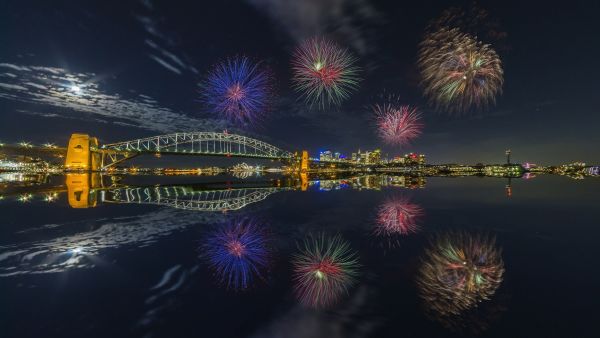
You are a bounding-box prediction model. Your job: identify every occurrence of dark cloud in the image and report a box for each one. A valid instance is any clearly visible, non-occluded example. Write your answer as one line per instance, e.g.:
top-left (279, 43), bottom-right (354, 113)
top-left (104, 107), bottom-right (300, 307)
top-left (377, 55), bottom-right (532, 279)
top-left (247, 0), bottom-right (383, 55)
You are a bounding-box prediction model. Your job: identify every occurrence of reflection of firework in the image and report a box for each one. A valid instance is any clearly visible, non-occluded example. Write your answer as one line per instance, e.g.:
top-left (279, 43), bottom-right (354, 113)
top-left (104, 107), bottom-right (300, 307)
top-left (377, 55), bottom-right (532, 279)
top-left (373, 101), bottom-right (423, 146)
top-left (418, 28), bottom-right (503, 113)
top-left (292, 234), bottom-right (359, 308)
top-left (375, 196), bottom-right (423, 237)
top-left (417, 231), bottom-right (504, 330)
top-left (202, 57), bottom-right (273, 126)
top-left (291, 37), bottom-right (360, 109)
top-left (203, 219), bottom-right (270, 290)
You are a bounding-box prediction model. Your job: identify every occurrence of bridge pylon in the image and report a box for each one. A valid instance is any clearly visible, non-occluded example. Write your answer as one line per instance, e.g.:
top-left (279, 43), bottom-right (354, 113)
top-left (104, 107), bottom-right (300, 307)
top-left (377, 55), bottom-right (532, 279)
top-left (65, 134), bottom-right (101, 170)
top-left (301, 150), bottom-right (309, 172)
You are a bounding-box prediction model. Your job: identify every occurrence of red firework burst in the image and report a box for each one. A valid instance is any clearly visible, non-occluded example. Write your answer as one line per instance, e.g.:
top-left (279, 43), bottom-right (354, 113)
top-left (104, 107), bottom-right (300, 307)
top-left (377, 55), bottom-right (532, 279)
top-left (291, 37), bottom-right (360, 109)
top-left (375, 196), bottom-right (424, 237)
top-left (373, 103), bottom-right (423, 146)
top-left (292, 234), bottom-right (359, 308)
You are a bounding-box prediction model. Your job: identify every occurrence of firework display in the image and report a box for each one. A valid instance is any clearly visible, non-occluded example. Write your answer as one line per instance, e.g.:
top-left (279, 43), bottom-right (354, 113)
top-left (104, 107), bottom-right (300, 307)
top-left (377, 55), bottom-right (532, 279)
top-left (418, 27), bottom-right (503, 113)
top-left (202, 219), bottom-right (271, 290)
top-left (373, 101), bottom-right (423, 146)
top-left (202, 56), bottom-right (273, 126)
top-left (416, 231), bottom-right (504, 325)
top-left (291, 37), bottom-right (360, 109)
top-left (375, 196), bottom-right (424, 237)
top-left (427, 5), bottom-right (509, 53)
top-left (292, 234), bottom-right (359, 308)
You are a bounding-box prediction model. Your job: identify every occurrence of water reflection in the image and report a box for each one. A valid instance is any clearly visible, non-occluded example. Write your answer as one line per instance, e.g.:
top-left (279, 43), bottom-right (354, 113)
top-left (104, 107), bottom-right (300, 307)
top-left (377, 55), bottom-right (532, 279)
top-left (202, 218), bottom-right (272, 290)
top-left (292, 234), bottom-right (359, 308)
top-left (0, 173), bottom-right (429, 211)
top-left (374, 195), bottom-right (424, 237)
top-left (417, 231), bottom-right (505, 333)
top-left (0, 209), bottom-right (224, 276)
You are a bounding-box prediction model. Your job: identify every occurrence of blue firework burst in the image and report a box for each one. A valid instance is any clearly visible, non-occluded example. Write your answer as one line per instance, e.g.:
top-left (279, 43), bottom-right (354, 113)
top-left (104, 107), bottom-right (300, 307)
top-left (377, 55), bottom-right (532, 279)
top-left (202, 219), bottom-right (270, 290)
top-left (202, 56), bottom-right (273, 127)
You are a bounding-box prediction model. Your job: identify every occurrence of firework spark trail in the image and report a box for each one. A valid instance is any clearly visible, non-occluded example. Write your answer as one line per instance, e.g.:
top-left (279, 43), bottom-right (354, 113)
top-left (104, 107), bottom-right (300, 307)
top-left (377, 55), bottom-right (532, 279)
top-left (417, 231), bottom-right (504, 320)
top-left (374, 196), bottom-right (424, 237)
top-left (418, 28), bottom-right (503, 114)
top-left (202, 56), bottom-right (273, 127)
top-left (291, 37), bottom-right (360, 109)
top-left (292, 233), bottom-right (359, 308)
top-left (373, 102), bottom-right (423, 146)
top-left (202, 219), bottom-right (271, 290)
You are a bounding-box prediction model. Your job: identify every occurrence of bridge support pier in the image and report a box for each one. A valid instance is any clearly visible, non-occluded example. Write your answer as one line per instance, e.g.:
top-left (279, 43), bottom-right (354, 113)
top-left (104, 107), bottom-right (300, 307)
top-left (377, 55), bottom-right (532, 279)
top-left (66, 173), bottom-right (99, 208)
top-left (65, 134), bottom-right (101, 171)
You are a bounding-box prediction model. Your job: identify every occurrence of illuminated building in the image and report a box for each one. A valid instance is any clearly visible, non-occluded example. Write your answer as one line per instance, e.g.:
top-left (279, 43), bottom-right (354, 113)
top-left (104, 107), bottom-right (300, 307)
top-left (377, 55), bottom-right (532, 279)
top-left (367, 149), bottom-right (381, 164)
top-left (319, 150), bottom-right (333, 162)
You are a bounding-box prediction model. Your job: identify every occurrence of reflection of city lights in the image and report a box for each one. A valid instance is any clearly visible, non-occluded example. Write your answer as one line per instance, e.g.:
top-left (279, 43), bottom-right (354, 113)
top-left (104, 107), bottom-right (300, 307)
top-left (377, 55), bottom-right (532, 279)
top-left (18, 194), bottom-right (33, 202)
top-left (44, 193), bottom-right (58, 202)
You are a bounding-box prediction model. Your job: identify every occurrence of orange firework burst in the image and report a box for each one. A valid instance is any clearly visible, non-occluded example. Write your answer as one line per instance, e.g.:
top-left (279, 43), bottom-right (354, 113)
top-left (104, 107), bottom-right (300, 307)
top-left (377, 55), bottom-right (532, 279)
top-left (416, 231), bottom-right (505, 328)
top-left (418, 28), bottom-right (503, 114)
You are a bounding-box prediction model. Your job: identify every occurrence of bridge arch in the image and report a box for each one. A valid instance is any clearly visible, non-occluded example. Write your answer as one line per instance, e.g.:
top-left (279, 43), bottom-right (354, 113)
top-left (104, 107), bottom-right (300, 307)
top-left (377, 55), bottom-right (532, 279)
top-left (102, 132), bottom-right (294, 160)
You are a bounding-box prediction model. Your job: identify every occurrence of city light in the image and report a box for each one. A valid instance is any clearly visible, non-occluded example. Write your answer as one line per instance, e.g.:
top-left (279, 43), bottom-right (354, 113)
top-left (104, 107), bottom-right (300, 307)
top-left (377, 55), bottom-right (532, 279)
top-left (18, 141), bottom-right (33, 148)
top-left (43, 143), bottom-right (57, 149)
top-left (17, 194), bottom-right (33, 203)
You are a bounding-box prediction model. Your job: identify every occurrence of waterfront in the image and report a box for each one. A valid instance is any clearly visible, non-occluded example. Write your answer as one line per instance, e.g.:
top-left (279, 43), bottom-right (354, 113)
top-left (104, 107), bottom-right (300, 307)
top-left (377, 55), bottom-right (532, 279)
top-left (1, 173), bottom-right (599, 337)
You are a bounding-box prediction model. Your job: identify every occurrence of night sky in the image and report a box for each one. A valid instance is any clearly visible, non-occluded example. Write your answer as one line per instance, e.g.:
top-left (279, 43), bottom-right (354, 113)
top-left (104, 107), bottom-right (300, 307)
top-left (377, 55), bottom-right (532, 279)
top-left (1, 0), bottom-right (598, 165)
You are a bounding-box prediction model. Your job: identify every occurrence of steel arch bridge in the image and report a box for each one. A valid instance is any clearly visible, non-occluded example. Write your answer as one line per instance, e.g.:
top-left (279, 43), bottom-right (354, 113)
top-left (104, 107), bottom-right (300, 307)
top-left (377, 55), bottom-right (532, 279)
top-left (102, 132), bottom-right (293, 159)
top-left (103, 186), bottom-right (285, 212)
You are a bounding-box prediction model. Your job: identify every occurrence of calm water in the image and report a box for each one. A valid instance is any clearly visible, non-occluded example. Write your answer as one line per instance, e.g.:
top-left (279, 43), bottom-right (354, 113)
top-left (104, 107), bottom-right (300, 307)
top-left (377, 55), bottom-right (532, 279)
top-left (1, 174), bottom-right (598, 338)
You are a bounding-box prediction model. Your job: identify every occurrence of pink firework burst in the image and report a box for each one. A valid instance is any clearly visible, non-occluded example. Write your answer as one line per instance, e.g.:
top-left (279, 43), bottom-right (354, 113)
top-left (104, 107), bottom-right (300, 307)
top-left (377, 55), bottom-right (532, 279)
top-left (374, 103), bottom-right (423, 146)
top-left (375, 196), bottom-right (424, 237)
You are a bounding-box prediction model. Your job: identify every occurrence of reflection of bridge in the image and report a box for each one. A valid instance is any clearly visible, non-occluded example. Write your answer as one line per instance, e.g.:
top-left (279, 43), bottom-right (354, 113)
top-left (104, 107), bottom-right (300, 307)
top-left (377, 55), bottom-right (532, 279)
top-left (65, 132), bottom-right (299, 171)
top-left (103, 186), bottom-right (284, 211)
